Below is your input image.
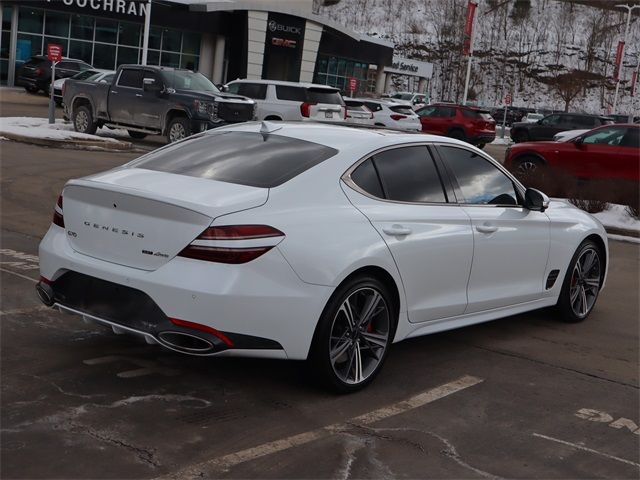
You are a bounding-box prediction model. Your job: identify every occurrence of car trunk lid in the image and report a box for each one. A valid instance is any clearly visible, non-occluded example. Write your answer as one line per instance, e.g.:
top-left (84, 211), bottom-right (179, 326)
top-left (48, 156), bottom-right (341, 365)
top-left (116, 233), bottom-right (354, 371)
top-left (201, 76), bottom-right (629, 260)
top-left (62, 168), bottom-right (268, 271)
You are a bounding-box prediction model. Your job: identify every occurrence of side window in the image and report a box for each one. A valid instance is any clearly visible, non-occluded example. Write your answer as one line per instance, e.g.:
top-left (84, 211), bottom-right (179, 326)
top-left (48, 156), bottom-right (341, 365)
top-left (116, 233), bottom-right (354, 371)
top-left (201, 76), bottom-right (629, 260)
top-left (440, 146), bottom-right (518, 206)
top-left (438, 107), bottom-right (456, 117)
top-left (57, 61), bottom-right (76, 70)
top-left (364, 102), bottom-right (382, 112)
top-left (240, 83), bottom-right (267, 100)
top-left (582, 127), bottom-right (627, 145)
top-left (371, 146), bottom-right (447, 203)
top-left (275, 85), bottom-right (306, 101)
top-left (225, 83), bottom-right (240, 94)
top-left (142, 71), bottom-right (162, 89)
top-left (417, 106), bottom-right (437, 117)
top-left (350, 159), bottom-right (384, 198)
top-left (541, 114), bottom-right (559, 126)
top-left (620, 128), bottom-right (639, 148)
top-left (118, 69), bottom-right (142, 88)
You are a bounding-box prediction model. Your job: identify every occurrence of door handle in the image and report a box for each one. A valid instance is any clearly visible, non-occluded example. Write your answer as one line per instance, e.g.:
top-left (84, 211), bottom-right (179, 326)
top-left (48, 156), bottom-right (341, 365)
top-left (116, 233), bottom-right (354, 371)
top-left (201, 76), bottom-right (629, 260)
top-left (382, 225), bottom-right (412, 236)
top-left (476, 224), bottom-right (498, 234)
top-left (135, 93), bottom-right (142, 97)
top-left (111, 91), bottom-right (118, 94)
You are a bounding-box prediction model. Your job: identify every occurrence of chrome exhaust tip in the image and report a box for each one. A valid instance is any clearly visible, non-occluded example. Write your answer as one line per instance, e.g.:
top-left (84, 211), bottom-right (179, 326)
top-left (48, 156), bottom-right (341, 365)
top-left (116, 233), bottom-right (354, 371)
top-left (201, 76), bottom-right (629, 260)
top-left (157, 331), bottom-right (214, 354)
top-left (35, 282), bottom-right (54, 306)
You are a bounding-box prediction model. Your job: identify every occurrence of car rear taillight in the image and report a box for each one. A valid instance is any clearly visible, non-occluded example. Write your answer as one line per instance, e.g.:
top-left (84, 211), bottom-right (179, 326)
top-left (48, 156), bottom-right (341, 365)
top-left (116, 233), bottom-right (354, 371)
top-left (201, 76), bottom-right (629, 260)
top-left (178, 225), bottom-right (284, 264)
top-left (35, 67), bottom-right (44, 77)
top-left (52, 194), bottom-right (64, 228)
top-left (390, 114), bottom-right (407, 121)
top-left (300, 102), bottom-right (316, 118)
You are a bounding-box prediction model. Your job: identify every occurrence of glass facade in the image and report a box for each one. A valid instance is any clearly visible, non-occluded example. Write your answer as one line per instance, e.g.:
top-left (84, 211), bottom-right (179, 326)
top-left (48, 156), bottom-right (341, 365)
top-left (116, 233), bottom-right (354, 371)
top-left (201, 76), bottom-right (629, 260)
top-left (1, 6), bottom-right (12, 84)
top-left (313, 54), bottom-right (369, 94)
top-left (13, 6), bottom-right (200, 76)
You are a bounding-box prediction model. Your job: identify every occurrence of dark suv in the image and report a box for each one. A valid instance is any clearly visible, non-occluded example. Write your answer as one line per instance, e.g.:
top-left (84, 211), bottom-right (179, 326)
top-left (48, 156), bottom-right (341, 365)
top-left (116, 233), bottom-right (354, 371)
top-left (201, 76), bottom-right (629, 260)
top-left (416, 103), bottom-right (496, 148)
top-left (17, 56), bottom-right (93, 94)
top-left (510, 113), bottom-right (613, 143)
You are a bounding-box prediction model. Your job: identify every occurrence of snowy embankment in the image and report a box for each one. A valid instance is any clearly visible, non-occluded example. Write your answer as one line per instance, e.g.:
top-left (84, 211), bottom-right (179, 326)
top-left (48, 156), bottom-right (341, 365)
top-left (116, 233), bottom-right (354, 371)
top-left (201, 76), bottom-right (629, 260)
top-left (555, 200), bottom-right (640, 243)
top-left (0, 117), bottom-right (132, 148)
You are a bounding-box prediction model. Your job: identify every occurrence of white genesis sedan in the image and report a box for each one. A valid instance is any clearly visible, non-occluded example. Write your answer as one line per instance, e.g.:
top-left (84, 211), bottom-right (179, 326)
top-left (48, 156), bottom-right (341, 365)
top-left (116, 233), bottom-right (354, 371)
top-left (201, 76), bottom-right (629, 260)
top-left (37, 122), bottom-right (608, 391)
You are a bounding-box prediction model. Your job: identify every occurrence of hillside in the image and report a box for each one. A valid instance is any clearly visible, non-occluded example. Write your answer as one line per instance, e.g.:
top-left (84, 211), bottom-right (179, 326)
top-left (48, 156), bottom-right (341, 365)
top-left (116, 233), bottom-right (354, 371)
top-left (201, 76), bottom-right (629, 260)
top-left (319, 0), bottom-right (640, 114)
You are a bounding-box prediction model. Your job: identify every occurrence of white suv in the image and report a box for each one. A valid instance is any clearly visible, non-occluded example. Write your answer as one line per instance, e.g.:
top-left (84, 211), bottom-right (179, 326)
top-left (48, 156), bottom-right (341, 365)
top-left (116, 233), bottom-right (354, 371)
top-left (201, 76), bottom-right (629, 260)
top-left (224, 79), bottom-right (345, 122)
top-left (390, 92), bottom-right (427, 110)
top-left (358, 99), bottom-right (422, 132)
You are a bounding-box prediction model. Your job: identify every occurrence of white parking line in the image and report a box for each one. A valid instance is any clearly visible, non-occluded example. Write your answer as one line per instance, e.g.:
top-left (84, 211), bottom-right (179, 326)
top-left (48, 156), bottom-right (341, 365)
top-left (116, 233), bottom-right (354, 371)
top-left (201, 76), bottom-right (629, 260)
top-left (0, 267), bottom-right (38, 283)
top-left (532, 433), bottom-right (640, 469)
top-left (160, 375), bottom-right (483, 478)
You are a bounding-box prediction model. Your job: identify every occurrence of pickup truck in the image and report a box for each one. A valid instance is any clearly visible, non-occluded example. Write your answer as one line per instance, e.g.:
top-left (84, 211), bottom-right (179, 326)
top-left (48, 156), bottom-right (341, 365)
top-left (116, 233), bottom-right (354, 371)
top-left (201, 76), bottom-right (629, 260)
top-left (63, 65), bottom-right (256, 143)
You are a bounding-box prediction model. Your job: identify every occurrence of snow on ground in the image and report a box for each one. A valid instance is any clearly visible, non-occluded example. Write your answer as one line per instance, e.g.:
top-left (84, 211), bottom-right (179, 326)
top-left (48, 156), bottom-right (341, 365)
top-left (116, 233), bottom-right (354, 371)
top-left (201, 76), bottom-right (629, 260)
top-left (592, 204), bottom-right (640, 233)
top-left (0, 117), bottom-right (130, 143)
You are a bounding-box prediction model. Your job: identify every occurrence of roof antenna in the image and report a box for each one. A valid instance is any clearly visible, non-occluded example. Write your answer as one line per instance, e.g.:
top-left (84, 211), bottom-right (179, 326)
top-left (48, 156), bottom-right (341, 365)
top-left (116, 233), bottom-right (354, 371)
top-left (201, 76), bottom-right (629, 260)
top-left (260, 121), bottom-right (282, 136)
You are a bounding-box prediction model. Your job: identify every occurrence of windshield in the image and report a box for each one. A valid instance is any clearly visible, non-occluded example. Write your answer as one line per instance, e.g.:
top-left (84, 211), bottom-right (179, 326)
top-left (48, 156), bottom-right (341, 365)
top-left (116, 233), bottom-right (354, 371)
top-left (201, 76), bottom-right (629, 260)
top-left (162, 70), bottom-right (219, 93)
top-left (73, 70), bottom-right (99, 80)
top-left (392, 93), bottom-right (413, 100)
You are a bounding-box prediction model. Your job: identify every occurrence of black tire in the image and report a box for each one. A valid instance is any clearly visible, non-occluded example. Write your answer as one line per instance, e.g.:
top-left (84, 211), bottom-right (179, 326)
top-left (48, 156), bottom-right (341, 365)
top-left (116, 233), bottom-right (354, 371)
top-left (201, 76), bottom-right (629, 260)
top-left (128, 130), bottom-right (148, 139)
top-left (264, 116), bottom-right (282, 121)
top-left (448, 128), bottom-right (466, 141)
top-left (166, 116), bottom-right (191, 143)
top-left (25, 86), bottom-right (39, 94)
top-left (374, 122), bottom-right (385, 127)
top-left (556, 239), bottom-right (604, 323)
top-left (310, 274), bottom-right (396, 393)
top-left (73, 105), bottom-right (97, 135)
top-left (513, 130), bottom-right (529, 143)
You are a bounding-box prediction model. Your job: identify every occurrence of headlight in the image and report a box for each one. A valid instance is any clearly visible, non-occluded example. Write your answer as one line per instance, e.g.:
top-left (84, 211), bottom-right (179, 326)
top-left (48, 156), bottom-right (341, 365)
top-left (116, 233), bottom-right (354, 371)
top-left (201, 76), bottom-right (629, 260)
top-left (194, 100), bottom-right (214, 117)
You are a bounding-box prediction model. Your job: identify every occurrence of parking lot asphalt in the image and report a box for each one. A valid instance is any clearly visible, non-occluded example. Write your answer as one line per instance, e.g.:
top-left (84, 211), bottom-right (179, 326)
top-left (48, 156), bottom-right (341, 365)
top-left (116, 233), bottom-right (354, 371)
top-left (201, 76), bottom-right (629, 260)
top-left (1, 116), bottom-right (639, 479)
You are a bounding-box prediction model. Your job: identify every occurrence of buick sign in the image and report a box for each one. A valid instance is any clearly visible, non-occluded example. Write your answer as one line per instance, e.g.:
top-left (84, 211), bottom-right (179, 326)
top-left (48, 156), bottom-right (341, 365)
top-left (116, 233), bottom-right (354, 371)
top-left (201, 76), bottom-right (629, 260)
top-left (268, 20), bottom-right (301, 36)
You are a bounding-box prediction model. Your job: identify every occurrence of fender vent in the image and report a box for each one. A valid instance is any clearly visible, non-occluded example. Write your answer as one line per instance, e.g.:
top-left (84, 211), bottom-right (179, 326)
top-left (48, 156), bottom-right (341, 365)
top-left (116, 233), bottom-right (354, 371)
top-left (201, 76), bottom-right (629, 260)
top-left (546, 269), bottom-right (560, 289)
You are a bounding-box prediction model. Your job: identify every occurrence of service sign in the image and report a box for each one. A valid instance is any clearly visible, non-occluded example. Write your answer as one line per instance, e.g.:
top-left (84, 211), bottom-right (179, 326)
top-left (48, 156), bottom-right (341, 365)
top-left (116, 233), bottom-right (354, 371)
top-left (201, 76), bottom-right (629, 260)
top-left (47, 43), bottom-right (63, 62)
top-left (384, 56), bottom-right (433, 79)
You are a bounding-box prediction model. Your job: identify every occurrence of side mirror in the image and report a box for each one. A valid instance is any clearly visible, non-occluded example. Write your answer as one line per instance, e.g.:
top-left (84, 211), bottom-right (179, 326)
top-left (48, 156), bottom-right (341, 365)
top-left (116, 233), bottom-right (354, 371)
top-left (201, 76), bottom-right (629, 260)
top-left (524, 188), bottom-right (549, 212)
top-left (143, 77), bottom-right (162, 93)
top-left (574, 136), bottom-right (585, 147)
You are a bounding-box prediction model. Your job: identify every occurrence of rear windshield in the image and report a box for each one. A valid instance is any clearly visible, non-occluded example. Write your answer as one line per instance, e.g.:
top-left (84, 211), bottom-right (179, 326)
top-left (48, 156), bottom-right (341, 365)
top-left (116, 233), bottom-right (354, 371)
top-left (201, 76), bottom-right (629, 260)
top-left (307, 88), bottom-right (345, 106)
top-left (462, 109), bottom-right (492, 120)
top-left (132, 132), bottom-right (338, 188)
top-left (389, 105), bottom-right (415, 115)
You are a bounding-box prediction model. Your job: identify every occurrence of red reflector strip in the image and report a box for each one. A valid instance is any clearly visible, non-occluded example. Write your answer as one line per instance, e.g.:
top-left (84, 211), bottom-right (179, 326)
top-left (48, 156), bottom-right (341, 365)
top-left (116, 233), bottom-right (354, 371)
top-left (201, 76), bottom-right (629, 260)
top-left (169, 318), bottom-right (234, 347)
top-left (178, 245), bottom-right (273, 264)
top-left (39, 275), bottom-right (52, 285)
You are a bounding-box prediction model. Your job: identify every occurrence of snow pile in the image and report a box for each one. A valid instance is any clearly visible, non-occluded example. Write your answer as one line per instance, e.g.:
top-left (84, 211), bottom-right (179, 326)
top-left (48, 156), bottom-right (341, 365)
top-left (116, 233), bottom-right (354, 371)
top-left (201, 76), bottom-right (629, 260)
top-left (0, 117), bottom-right (129, 143)
top-left (592, 204), bottom-right (640, 233)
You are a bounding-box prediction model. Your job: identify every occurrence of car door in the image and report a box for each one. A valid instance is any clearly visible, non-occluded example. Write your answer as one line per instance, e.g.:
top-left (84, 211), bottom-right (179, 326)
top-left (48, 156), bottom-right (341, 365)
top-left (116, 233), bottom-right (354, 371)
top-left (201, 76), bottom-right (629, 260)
top-left (109, 68), bottom-right (142, 124)
top-left (571, 126), bottom-right (630, 179)
top-left (436, 145), bottom-right (550, 312)
top-left (134, 70), bottom-right (164, 129)
top-left (416, 105), bottom-right (440, 133)
top-left (617, 127), bottom-right (640, 180)
top-left (342, 145), bottom-right (474, 322)
top-left (531, 114), bottom-right (561, 140)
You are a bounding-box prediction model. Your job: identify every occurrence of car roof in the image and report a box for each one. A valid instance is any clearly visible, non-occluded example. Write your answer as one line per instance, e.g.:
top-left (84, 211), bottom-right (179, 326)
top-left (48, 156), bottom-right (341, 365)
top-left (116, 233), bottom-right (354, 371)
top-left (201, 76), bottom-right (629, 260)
top-left (354, 98), bottom-right (407, 106)
top-left (226, 78), bottom-right (339, 90)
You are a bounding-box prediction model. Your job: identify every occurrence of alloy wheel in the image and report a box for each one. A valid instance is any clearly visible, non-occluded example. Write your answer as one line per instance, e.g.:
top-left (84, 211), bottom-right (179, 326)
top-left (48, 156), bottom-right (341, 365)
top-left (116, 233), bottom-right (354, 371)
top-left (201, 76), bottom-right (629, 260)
top-left (169, 123), bottom-right (186, 142)
top-left (569, 247), bottom-right (601, 318)
top-left (75, 110), bottom-right (89, 133)
top-left (329, 287), bottom-right (390, 385)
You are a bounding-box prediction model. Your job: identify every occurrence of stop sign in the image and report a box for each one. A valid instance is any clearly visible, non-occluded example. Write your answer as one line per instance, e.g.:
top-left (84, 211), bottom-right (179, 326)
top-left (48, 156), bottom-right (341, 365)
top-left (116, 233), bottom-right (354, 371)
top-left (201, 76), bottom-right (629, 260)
top-left (348, 77), bottom-right (358, 92)
top-left (505, 93), bottom-right (512, 105)
top-left (47, 43), bottom-right (63, 62)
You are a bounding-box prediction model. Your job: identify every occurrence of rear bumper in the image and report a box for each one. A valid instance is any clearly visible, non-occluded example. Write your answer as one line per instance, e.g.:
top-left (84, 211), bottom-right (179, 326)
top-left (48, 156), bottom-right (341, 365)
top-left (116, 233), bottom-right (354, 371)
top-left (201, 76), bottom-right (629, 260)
top-left (469, 132), bottom-right (496, 144)
top-left (17, 76), bottom-right (46, 90)
top-left (38, 225), bottom-right (332, 360)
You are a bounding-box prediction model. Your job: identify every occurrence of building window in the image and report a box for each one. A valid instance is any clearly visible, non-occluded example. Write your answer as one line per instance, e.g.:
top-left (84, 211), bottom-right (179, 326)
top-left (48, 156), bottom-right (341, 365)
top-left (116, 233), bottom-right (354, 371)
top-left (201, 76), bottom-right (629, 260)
top-left (13, 7), bottom-right (201, 75)
top-left (1, 6), bottom-right (13, 85)
top-left (313, 54), bottom-right (369, 95)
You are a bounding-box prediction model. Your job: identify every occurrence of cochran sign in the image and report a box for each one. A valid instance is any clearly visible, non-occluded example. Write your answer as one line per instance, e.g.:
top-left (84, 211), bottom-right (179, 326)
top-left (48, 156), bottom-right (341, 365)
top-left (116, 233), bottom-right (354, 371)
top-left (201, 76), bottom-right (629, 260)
top-left (46, 0), bottom-right (150, 17)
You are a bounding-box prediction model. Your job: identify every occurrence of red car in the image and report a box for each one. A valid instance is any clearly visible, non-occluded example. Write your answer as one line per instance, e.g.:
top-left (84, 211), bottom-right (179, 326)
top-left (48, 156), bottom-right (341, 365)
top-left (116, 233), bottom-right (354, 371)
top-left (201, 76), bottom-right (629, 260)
top-left (416, 103), bottom-right (496, 148)
top-left (504, 124), bottom-right (639, 181)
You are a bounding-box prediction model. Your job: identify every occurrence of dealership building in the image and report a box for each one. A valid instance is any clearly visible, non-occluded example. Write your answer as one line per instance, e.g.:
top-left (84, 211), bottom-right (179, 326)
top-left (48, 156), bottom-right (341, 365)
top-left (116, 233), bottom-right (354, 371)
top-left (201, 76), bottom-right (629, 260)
top-left (0, 0), bottom-right (432, 95)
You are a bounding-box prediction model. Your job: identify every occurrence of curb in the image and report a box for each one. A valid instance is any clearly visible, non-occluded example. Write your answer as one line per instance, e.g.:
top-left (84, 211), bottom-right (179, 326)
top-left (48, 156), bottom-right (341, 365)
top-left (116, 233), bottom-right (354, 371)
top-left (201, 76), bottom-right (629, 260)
top-left (0, 131), bottom-right (134, 151)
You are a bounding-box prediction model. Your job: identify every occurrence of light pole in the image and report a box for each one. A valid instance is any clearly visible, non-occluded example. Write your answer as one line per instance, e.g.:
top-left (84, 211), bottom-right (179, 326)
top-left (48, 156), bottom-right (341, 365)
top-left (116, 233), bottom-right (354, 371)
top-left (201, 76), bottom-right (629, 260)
top-left (612, 3), bottom-right (640, 114)
top-left (141, 0), bottom-right (152, 66)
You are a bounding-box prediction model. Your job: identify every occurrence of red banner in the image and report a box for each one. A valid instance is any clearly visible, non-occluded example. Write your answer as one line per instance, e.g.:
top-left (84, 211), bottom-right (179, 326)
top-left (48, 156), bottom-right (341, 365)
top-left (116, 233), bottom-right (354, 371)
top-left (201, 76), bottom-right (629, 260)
top-left (632, 70), bottom-right (638, 97)
top-left (462, 1), bottom-right (477, 56)
top-left (613, 40), bottom-right (625, 81)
